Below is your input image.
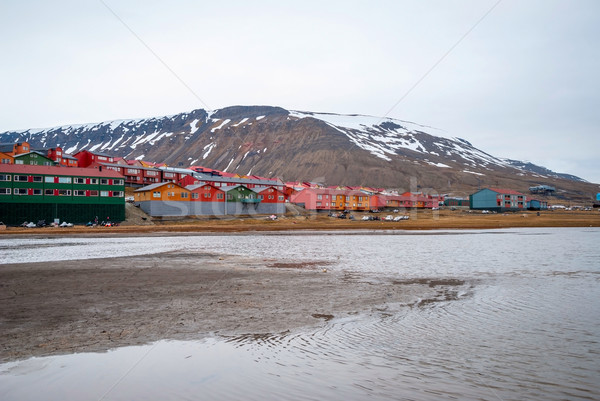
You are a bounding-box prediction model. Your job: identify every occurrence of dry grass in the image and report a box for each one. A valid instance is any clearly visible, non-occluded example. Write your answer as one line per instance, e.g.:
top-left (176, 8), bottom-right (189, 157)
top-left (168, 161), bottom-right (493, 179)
top-left (2, 209), bottom-right (599, 236)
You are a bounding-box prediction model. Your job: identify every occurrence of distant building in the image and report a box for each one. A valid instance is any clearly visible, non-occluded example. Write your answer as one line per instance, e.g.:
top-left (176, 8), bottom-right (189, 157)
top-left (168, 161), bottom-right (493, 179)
top-left (527, 199), bottom-right (548, 210)
top-left (529, 185), bottom-right (555, 195)
top-left (470, 188), bottom-right (526, 212)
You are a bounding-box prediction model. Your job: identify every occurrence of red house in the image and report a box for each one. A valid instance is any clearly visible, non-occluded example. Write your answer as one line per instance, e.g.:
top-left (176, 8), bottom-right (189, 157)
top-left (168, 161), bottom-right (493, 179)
top-left (74, 150), bottom-right (115, 168)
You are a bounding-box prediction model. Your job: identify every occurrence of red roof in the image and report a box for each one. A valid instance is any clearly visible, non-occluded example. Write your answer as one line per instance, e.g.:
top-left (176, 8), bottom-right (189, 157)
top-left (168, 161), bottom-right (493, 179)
top-left (489, 188), bottom-right (525, 196)
top-left (0, 164), bottom-right (123, 178)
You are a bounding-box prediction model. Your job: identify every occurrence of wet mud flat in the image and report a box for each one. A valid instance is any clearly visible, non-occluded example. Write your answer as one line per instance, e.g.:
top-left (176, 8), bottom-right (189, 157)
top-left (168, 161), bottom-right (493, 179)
top-left (0, 251), bottom-right (467, 363)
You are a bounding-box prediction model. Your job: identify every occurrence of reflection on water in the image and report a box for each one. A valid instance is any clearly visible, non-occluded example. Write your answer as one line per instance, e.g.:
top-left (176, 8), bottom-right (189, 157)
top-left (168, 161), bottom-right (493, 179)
top-left (1, 228), bottom-right (599, 400)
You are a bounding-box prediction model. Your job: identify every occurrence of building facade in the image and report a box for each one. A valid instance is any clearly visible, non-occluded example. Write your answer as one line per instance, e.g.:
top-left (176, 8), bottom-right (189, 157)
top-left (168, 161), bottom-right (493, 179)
top-left (469, 188), bottom-right (526, 212)
top-left (0, 164), bottom-right (125, 225)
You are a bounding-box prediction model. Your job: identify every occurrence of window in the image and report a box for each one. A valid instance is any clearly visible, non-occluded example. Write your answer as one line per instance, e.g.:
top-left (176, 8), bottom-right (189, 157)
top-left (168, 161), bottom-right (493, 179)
top-left (268, 195), bottom-right (274, 200)
top-left (14, 175), bottom-right (28, 182)
top-left (317, 194), bottom-right (322, 200)
top-left (15, 188), bottom-right (28, 195)
top-left (181, 192), bottom-right (188, 199)
top-left (74, 177), bottom-right (85, 184)
top-left (1, 159), bottom-right (10, 164)
top-left (100, 191), bottom-right (109, 197)
top-left (74, 190), bottom-right (86, 196)
top-left (112, 191), bottom-right (124, 197)
top-left (127, 168), bottom-right (140, 174)
top-left (58, 189), bottom-right (71, 196)
top-left (227, 194), bottom-right (233, 200)
top-left (258, 195), bottom-right (264, 200)
top-left (153, 191), bottom-right (161, 198)
top-left (332, 195), bottom-right (336, 200)
top-left (168, 192), bottom-right (175, 197)
top-left (89, 190), bottom-right (98, 196)
top-left (113, 179), bottom-right (124, 185)
top-left (32, 176), bottom-right (42, 182)
top-left (15, 160), bottom-right (24, 164)
top-left (278, 196), bottom-right (284, 201)
top-left (217, 193), bottom-right (224, 199)
top-left (45, 189), bottom-right (54, 196)
top-left (192, 193), bottom-right (199, 199)
top-left (90, 178), bottom-right (98, 185)
top-left (316, 201), bottom-right (322, 206)
top-left (332, 202), bottom-right (336, 206)
top-left (0, 174), bottom-right (11, 181)
top-left (32, 189), bottom-right (42, 195)
top-left (100, 179), bottom-right (108, 185)
top-left (44, 162), bottom-right (52, 166)
top-left (0, 188), bottom-right (10, 195)
top-left (45, 176), bottom-right (55, 183)
top-left (58, 177), bottom-right (71, 184)
top-left (203, 193), bottom-right (210, 198)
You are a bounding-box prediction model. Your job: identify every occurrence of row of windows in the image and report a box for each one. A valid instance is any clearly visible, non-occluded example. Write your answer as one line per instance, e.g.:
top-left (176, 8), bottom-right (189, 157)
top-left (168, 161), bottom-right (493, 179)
top-left (0, 188), bottom-right (123, 197)
top-left (316, 194), bottom-right (364, 201)
top-left (0, 174), bottom-right (124, 185)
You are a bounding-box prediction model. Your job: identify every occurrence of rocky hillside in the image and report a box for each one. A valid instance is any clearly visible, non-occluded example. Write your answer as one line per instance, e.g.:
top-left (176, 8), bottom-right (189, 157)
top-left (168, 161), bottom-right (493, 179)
top-left (1, 105), bottom-right (597, 200)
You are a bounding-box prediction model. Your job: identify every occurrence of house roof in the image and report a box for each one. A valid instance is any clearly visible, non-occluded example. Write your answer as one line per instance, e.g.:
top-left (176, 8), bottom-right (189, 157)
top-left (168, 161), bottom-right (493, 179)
top-left (134, 182), bottom-right (188, 192)
top-left (0, 164), bottom-right (123, 178)
top-left (488, 188), bottom-right (525, 196)
top-left (185, 183), bottom-right (224, 192)
top-left (75, 150), bottom-right (113, 158)
top-left (13, 151), bottom-right (53, 160)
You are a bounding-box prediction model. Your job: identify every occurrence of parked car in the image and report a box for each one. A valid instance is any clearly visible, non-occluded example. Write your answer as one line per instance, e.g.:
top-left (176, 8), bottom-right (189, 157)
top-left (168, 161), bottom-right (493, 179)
top-left (384, 215), bottom-right (393, 221)
top-left (362, 215), bottom-right (371, 221)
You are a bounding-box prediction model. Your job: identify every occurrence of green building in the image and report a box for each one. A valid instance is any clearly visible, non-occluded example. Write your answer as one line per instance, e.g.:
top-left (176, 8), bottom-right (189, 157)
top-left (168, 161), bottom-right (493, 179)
top-left (13, 151), bottom-right (55, 166)
top-left (0, 164), bottom-right (125, 225)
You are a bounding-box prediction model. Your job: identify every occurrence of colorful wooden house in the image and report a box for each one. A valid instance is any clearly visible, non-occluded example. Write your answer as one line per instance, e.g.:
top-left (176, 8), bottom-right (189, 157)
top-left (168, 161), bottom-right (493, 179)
top-left (134, 182), bottom-right (191, 216)
top-left (0, 164), bottom-right (125, 225)
top-left (13, 151), bottom-right (55, 166)
top-left (470, 188), bottom-right (526, 211)
top-left (73, 150), bottom-right (115, 168)
top-left (223, 185), bottom-right (261, 215)
top-left (0, 152), bottom-right (14, 165)
top-left (186, 183), bottom-right (226, 216)
top-left (255, 186), bottom-right (286, 214)
top-left (0, 141), bottom-right (31, 156)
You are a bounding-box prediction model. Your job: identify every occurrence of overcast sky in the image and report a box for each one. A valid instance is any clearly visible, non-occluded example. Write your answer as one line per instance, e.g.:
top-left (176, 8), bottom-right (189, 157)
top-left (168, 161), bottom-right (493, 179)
top-left (1, 0), bottom-right (599, 183)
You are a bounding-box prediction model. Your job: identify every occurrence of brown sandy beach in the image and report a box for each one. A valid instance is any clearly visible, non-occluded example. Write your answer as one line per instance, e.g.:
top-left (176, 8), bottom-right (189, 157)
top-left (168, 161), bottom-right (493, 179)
top-left (0, 250), bottom-right (466, 363)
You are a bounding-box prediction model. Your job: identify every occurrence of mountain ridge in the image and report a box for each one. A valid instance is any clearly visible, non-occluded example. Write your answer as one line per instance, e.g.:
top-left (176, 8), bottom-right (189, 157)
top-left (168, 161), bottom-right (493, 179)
top-left (1, 105), bottom-right (596, 200)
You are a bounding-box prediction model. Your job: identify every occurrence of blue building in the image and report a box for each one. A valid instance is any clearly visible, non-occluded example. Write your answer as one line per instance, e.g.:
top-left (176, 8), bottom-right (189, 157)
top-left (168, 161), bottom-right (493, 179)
top-left (469, 188), bottom-right (527, 212)
top-left (527, 199), bottom-right (548, 210)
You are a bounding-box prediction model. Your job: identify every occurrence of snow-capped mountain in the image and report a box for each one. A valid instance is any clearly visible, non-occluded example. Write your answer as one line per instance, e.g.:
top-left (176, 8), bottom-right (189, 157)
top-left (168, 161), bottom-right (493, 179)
top-left (0, 105), bottom-right (590, 195)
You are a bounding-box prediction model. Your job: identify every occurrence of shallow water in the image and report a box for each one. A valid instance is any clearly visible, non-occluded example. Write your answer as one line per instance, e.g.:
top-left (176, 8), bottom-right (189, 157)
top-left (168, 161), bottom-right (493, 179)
top-left (1, 228), bottom-right (599, 400)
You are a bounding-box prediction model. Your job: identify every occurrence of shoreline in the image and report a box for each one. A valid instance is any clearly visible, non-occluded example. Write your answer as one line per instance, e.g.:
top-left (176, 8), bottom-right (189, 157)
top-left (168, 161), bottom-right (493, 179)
top-left (1, 209), bottom-right (598, 236)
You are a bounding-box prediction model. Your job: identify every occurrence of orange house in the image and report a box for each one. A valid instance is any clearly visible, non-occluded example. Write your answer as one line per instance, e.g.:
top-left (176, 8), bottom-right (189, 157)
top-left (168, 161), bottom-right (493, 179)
top-left (0, 151), bottom-right (14, 165)
top-left (134, 182), bottom-right (190, 202)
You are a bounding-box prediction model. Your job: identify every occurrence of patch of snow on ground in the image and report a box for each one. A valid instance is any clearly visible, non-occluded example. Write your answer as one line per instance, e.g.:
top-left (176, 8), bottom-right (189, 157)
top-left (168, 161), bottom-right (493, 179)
top-left (463, 170), bottom-right (485, 176)
top-left (256, 116), bottom-right (265, 120)
top-left (89, 143), bottom-right (102, 152)
top-left (211, 119), bottom-right (231, 133)
top-left (65, 144), bottom-right (78, 154)
top-left (135, 154), bottom-right (145, 160)
top-left (190, 119), bottom-right (200, 134)
top-left (223, 157), bottom-right (235, 172)
top-left (427, 162), bottom-right (452, 168)
top-left (203, 143), bottom-right (215, 159)
top-left (190, 159), bottom-right (198, 165)
top-left (233, 118), bottom-right (249, 127)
